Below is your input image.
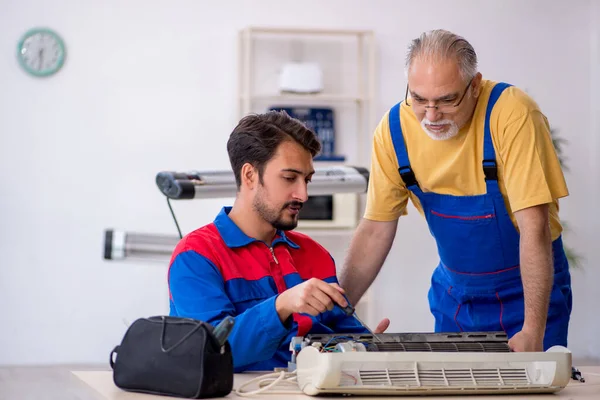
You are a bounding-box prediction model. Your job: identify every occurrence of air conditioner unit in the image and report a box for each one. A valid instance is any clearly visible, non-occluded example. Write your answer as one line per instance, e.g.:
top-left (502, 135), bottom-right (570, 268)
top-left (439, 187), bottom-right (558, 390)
top-left (290, 332), bottom-right (572, 396)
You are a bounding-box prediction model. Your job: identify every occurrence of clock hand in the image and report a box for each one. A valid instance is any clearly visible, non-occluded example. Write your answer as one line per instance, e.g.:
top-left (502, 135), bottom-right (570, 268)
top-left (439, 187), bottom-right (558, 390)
top-left (38, 48), bottom-right (44, 70)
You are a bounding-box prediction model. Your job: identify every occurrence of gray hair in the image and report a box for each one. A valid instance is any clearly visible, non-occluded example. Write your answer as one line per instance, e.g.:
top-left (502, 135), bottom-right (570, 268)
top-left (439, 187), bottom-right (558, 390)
top-left (405, 29), bottom-right (478, 82)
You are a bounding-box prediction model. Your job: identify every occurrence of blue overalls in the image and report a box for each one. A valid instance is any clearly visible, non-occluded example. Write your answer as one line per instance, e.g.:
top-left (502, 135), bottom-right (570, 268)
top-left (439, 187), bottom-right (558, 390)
top-left (388, 82), bottom-right (573, 349)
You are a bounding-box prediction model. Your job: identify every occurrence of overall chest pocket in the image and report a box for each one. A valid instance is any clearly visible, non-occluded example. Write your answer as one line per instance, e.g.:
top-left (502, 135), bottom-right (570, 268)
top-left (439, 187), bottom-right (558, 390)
top-left (225, 278), bottom-right (277, 314)
top-left (426, 206), bottom-right (505, 273)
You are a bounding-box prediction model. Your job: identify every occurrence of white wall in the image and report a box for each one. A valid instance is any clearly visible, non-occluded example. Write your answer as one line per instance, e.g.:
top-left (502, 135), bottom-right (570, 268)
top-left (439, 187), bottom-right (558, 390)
top-left (0, 0), bottom-right (597, 365)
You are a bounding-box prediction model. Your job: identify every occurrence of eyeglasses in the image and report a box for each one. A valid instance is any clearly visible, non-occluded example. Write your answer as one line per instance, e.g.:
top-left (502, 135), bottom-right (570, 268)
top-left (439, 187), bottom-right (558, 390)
top-left (405, 77), bottom-right (474, 113)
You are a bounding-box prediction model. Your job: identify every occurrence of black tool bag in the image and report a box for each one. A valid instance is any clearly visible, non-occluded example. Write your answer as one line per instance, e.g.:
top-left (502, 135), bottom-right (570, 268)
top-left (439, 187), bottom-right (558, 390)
top-left (110, 316), bottom-right (233, 398)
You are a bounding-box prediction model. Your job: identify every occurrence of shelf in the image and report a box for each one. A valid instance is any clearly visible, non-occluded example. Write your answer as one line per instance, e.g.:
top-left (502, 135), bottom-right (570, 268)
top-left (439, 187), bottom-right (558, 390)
top-left (296, 227), bottom-right (356, 235)
top-left (243, 26), bottom-right (372, 37)
top-left (313, 155), bottom-right (346, 162)
top-left (238, 25), bottom-right (377, 170)
top-left (240, 94), bottom-right (369, 103)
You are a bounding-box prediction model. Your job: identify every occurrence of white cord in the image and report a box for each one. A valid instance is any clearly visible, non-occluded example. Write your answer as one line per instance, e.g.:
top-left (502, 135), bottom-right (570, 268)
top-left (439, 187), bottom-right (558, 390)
top-left (235, 370), bottom-right (302, 397)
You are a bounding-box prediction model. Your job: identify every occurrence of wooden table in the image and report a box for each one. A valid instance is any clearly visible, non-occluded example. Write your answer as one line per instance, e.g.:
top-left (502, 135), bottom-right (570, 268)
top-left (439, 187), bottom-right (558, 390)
top-left (1, 365), bottom-right (598, 399)
top-left (74, 368), bottom-right (600, 399)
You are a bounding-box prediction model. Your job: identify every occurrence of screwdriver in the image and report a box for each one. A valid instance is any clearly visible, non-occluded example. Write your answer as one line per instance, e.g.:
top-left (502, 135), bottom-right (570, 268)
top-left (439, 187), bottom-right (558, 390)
top-left (213, 316), bottom-right (235, 347)
top-left (340, 304), bottom-right (382, 342)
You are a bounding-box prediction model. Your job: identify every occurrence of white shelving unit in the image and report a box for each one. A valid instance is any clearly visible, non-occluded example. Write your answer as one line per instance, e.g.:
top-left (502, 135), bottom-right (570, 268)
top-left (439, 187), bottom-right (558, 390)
top-left (237, 26), bottom-right (377, 326)
top-left (237, 26), bottom-right (377, 168)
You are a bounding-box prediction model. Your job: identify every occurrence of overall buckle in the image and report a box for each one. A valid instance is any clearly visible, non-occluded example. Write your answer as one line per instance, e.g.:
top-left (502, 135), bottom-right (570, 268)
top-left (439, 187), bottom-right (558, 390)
top-left (398, 166), bottom-right (418, 187)
top-left (483, 159), bottom-right (498, 181)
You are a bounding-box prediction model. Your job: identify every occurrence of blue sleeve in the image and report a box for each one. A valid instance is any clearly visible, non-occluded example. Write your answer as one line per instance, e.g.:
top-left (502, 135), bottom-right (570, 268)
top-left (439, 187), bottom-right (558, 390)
top-left (168, 250), bottom-right (291, 370)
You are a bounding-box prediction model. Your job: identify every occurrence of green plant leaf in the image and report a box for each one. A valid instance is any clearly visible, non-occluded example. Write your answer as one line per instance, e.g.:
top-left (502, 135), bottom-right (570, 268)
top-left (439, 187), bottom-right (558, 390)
top-left (564, 245), bottom-right (584, 269)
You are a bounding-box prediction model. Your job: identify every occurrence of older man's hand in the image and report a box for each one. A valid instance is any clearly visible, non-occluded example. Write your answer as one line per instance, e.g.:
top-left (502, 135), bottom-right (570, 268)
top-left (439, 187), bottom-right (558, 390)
top-left (374, 318), bottom-right (391, 333)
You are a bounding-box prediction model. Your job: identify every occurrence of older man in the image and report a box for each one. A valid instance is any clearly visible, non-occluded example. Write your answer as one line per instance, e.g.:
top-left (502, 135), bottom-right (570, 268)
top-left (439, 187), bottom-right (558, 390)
top-left (340, 29), bottom-right (571, 352)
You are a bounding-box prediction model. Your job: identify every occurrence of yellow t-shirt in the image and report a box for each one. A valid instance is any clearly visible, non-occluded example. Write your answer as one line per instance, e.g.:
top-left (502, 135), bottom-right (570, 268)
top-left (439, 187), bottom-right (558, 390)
top-left (364, 79), bottom-right (569, 240)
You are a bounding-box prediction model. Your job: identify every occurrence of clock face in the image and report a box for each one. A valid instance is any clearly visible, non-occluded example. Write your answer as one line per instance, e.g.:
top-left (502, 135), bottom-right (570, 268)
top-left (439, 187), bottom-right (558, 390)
top-left (17, 28), bottom-right (66, 77)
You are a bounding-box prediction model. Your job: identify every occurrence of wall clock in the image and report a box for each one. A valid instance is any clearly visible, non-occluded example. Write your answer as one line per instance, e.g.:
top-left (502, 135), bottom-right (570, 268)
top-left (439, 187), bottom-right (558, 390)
top-left (17, 28), bottom-right (66, 77)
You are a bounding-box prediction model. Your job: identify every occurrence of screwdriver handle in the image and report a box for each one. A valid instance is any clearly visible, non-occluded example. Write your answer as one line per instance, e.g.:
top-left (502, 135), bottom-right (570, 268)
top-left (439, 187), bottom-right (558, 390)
top-left (213, 316), bottom-right (235, 347)
top-left (338, 293), bottom-right (356, 316)
top-left (339, 304), bottom-right (355, 316)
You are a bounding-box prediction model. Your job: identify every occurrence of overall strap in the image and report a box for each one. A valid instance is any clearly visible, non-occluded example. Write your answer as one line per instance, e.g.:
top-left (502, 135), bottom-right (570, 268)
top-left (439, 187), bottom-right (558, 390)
top-left (483, 82), bottom-right (512, 181)
top-left (389, 102), bottom-right (419, 189)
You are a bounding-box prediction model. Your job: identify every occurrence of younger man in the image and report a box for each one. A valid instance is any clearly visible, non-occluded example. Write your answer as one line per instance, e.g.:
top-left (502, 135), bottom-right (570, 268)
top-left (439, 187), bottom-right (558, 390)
top-left (168, 111), bottom-right (389, 372)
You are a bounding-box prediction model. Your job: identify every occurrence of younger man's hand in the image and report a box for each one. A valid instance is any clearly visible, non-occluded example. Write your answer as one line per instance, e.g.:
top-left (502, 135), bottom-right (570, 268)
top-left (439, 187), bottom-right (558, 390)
top-left (275, 278), bottom-right (348, 322)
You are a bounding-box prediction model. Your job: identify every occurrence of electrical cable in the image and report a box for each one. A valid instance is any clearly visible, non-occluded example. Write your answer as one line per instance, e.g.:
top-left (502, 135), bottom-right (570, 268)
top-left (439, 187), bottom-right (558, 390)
top-left (235, 370), bottom-right (301, 397)
top-left (167, 197), bottom-right (183, 239)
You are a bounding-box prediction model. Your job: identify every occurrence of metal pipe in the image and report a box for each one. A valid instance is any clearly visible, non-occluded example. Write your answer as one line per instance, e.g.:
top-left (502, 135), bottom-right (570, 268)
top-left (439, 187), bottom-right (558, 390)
top-left (155, 165), bottom-right (369, 200)
top-left (104, 229), bottom-right (176, 261)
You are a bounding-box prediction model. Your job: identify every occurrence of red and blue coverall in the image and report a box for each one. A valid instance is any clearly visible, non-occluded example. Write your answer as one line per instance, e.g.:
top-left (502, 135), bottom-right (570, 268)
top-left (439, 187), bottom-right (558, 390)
top-left (168, 206), bottom-right (367, 372)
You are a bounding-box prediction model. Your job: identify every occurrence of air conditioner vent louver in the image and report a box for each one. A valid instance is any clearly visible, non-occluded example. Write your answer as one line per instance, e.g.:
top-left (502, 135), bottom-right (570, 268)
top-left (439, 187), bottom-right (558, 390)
top-left (358, 368), bottom-right (530, 387)
top-left (304, 331), bottom-right (512, 353)
top-left (373, 341), bottom-right (511, 352)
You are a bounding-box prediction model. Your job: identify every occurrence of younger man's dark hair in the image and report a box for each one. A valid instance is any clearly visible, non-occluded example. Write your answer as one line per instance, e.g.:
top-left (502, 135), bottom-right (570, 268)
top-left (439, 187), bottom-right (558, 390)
top-left (227, 110), bottom-right (321, 188)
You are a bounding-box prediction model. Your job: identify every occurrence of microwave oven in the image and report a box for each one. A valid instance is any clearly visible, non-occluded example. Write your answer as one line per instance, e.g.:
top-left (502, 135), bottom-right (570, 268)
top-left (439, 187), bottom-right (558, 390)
top-left (297, 193), bottom-right (359, 229)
